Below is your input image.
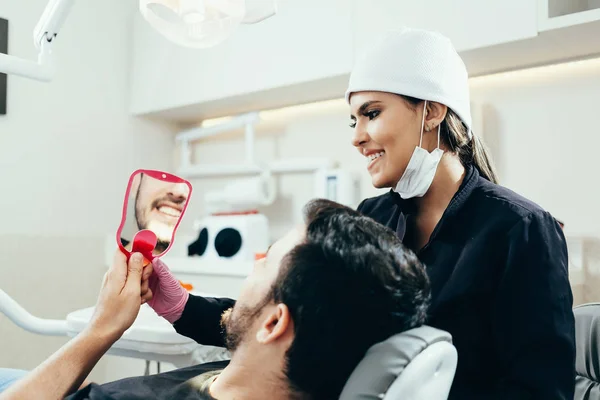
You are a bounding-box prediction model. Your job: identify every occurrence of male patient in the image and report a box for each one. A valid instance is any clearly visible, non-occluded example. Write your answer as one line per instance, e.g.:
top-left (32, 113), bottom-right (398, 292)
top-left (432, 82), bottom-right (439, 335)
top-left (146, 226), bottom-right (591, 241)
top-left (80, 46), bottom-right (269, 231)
top-left (1, 199), bottom-right (430, 400)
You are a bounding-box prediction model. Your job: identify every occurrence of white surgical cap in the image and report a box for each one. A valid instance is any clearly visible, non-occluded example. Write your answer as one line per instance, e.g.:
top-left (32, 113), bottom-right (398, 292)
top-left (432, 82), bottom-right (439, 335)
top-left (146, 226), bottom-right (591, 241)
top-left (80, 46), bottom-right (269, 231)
top-left (345, 27), bottom-right (473, 139)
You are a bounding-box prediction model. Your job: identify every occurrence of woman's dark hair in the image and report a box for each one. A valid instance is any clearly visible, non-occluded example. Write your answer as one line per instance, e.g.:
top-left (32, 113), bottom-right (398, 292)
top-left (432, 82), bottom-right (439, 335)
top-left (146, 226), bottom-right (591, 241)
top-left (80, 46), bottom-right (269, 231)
top-left (267, 199), bottom-right (431, 400)
top-left (402, 95), bottom-right (499, 184)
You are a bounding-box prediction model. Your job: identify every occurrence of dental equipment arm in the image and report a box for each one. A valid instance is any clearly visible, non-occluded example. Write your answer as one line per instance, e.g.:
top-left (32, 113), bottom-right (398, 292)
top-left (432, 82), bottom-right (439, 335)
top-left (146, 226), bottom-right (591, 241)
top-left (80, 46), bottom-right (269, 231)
top-left (0, 0), bottom-right (75, 81)
top-left (0, 289), bottom-right (68, 336)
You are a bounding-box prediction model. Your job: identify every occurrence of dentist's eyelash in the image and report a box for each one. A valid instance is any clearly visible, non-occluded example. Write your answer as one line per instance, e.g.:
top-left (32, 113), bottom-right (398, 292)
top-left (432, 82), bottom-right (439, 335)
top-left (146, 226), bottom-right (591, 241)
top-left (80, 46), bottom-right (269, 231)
top-left (349, 109), bottom-right (381, 128)
top-left (365, 110), bottom-right (380, 120)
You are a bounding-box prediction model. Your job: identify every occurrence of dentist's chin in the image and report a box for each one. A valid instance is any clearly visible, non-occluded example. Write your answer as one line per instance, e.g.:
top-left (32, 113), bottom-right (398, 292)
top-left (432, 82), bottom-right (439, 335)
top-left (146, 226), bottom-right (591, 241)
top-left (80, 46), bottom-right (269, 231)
top-left (370, 170), bottom-right (393, 189)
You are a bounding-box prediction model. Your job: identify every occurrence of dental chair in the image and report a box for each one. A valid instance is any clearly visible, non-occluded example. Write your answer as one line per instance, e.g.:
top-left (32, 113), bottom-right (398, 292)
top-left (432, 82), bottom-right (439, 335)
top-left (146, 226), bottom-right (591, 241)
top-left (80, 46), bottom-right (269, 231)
top-left (341, 325), bottom-right (457, 400)
top-left (0, 289), bottom-right (458, 399)
top-left (574, 303), bottom-right (600, 400)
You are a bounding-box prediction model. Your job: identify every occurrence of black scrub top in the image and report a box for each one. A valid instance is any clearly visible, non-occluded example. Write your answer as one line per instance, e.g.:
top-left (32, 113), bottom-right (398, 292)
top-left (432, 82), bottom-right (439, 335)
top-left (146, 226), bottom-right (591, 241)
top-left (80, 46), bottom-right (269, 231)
top-left (174, 165), bottom-right (576, 400)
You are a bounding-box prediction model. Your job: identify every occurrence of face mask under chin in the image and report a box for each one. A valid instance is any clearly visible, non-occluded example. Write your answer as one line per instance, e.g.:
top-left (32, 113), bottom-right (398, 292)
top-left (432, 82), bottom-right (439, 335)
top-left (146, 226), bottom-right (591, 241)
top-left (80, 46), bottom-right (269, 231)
top-left (394, 100), bottom-right (444, 199)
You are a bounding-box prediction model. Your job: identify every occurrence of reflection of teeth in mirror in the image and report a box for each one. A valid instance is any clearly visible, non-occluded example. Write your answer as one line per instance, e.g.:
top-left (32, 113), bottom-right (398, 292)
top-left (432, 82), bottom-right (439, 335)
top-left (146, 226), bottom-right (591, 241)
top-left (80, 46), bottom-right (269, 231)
top-left (158, 206), bottom-right (182, 218)
top-left (117, 169), bottom-right (192, 258)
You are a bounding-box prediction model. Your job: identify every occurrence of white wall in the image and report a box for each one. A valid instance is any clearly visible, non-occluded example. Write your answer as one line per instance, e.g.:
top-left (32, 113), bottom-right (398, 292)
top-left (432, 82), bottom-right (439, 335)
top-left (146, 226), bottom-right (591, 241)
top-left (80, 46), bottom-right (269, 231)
top-left (0, 0), bottom-right (177, 382)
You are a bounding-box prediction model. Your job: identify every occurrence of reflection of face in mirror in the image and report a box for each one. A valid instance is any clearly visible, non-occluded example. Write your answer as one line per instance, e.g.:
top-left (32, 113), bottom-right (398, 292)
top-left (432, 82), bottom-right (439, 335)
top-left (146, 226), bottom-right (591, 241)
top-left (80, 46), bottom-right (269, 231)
top-left (120, 172), bottom-right (190, 255)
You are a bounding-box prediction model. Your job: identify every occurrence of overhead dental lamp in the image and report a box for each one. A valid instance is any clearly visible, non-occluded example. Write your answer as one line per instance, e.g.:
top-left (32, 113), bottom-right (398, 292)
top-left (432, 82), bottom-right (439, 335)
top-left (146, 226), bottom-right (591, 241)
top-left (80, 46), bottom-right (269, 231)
top-left (140, 0), bottom-right (277, 48)
top-left (0, 0), bottom-right (277, 82)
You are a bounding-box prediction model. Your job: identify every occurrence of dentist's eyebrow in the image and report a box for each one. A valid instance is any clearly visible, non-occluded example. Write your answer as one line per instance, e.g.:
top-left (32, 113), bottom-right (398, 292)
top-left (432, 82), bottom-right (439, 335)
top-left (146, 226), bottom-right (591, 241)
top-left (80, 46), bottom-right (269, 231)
top-left (350, 100), bottom-right (382, 119)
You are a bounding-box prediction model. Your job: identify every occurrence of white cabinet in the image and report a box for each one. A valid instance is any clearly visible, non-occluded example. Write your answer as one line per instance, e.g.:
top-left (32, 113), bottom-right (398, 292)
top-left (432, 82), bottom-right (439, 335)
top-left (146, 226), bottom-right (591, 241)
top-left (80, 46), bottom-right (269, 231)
top-left (353, 0), bottom-right (538, 55)
top-left (129, 0), bottom-right (354, 119)
top-left (538, 0), bottom-right (600, 30)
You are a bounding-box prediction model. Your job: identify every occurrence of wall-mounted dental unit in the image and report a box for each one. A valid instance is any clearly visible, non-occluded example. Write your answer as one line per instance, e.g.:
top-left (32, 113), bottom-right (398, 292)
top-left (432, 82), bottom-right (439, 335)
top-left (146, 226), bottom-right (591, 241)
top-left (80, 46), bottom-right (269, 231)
top-left (0, 0), bottom-right (278, 82)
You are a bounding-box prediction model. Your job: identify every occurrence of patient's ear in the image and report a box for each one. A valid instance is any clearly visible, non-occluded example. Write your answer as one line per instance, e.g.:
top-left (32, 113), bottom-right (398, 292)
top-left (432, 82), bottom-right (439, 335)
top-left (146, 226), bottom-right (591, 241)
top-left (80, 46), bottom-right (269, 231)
top-left (256, 304), bottom-right (293, 345)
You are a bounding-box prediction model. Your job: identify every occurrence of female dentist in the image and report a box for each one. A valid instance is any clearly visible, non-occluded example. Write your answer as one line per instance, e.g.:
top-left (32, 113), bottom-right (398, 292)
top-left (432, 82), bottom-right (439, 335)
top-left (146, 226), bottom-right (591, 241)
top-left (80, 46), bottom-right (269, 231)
top-left (147, 27), bottom-right (575, 399)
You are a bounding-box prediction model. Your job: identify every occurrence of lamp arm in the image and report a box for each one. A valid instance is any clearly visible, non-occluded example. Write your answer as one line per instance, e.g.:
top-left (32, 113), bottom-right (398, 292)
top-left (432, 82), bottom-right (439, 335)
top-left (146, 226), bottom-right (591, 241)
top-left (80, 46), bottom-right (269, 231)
top-left (0, 0), bottom-right (75, 82)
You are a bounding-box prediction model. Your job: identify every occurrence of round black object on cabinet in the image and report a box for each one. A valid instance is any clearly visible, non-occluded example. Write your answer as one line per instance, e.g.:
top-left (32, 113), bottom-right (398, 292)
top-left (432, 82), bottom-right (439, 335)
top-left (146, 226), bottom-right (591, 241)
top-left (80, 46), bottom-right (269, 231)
top-left (215, 228), bottom-right (243, 258)
top-left (188, 227), bottom-right (209, 256)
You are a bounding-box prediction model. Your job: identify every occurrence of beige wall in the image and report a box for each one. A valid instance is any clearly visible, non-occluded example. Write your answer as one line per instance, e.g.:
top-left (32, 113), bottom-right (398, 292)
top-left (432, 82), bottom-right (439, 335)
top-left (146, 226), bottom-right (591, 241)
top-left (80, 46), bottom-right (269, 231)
top-left (0, 0), bottom-right (177, 382)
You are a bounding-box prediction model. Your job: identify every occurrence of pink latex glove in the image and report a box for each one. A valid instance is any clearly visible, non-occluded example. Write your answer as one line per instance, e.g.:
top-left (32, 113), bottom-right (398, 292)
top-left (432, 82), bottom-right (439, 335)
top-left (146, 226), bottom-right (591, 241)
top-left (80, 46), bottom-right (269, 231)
top-left (147, 258), bottom-right (189, 324)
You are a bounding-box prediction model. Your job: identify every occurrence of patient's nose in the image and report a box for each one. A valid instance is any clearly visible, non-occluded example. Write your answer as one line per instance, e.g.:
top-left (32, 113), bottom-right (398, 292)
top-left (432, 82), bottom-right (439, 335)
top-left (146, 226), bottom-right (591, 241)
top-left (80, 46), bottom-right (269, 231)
top-left (168, 183), bottom-right (188, 201)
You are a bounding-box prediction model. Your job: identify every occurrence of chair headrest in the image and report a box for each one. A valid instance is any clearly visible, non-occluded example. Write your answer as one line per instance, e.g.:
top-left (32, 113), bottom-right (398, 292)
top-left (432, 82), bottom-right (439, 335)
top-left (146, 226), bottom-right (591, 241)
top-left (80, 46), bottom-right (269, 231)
top-left (339, 325), bottom-right (454, 400)
top-left (574, 303), bottom-right (600, 399)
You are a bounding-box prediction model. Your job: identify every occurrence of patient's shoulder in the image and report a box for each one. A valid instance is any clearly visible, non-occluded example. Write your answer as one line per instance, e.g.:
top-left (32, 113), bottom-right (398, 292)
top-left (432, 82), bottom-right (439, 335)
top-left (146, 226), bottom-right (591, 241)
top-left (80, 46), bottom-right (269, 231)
top-left (169, 369), bottom-right (222, 400)
top-left (67, 362), bottom-right (228, 400)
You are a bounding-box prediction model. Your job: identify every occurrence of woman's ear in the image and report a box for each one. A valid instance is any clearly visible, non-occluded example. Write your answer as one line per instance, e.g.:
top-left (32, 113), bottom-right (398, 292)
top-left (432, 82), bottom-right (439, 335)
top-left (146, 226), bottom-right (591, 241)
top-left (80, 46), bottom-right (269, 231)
top-left (425, 102), bottom-right (448, 131)
top-left (256, 304), bottom-right (293, 345)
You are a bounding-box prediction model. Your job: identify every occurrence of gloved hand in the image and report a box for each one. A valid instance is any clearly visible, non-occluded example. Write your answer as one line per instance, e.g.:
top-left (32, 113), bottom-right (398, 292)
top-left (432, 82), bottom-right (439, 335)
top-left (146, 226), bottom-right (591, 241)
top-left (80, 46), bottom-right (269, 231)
top-left (147, 258), bottom-right (190, 324)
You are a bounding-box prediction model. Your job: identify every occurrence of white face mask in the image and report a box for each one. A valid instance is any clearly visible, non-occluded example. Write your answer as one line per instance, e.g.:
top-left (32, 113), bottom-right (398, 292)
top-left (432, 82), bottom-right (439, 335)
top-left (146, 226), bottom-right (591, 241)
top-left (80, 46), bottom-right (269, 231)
top-left (394, 101), bottom-right (444, 199)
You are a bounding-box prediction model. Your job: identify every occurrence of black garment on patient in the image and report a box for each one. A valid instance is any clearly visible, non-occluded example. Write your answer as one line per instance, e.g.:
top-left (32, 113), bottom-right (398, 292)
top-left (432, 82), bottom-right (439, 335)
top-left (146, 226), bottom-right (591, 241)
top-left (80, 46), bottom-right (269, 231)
top-left (173, 165), bottom-right (576, 400)
top-left (66, 361), bottom-right (227, 400)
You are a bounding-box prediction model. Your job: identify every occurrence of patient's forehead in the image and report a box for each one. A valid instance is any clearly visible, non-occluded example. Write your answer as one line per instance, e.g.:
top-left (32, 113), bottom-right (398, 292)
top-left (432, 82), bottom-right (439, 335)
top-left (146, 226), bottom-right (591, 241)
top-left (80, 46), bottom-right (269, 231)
top-left (266, 224), bottom-right (306, 269)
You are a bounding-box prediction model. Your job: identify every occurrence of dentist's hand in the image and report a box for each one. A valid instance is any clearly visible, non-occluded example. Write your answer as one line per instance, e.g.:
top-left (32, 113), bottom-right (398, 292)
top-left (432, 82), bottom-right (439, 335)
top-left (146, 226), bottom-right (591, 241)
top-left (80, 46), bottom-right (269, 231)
top-left (146, 258), bottom-right (189, 324)
top-left (88, 251), bottom-right (145, 341)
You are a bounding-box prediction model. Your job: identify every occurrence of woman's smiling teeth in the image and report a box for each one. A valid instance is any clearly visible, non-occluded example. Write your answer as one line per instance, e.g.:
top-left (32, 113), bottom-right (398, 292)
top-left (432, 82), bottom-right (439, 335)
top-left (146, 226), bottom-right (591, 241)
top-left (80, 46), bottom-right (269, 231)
top-left (367, 151), bottom-right (385, 161)
top-left (367, 151), bottom-right (385, 169)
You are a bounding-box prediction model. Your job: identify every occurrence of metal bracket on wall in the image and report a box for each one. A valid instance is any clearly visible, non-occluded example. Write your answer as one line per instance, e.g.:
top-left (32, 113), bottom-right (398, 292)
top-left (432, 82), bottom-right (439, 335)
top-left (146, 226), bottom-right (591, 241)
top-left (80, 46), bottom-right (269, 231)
top-left (175, 112), bottom-right (335, 179)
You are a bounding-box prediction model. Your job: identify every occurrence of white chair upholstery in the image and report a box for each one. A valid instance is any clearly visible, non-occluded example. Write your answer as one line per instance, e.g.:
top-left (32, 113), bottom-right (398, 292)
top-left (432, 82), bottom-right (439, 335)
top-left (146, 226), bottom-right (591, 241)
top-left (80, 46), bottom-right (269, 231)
top-left (574, 303), bottom-right (600, 400)
top-left (340, 325), bottom-right (457, 400)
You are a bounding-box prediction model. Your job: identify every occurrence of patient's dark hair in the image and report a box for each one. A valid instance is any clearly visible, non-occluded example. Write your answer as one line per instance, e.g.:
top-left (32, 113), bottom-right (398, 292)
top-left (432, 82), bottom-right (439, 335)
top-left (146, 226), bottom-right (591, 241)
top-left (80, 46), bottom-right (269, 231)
top-left (268, 199), bottom-right (431, 400)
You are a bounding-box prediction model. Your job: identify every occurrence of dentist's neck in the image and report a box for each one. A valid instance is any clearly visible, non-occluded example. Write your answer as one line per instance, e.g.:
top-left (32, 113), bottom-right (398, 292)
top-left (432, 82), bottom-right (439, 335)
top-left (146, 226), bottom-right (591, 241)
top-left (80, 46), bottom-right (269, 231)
top-left (413, 152), bottom-right (466, 215)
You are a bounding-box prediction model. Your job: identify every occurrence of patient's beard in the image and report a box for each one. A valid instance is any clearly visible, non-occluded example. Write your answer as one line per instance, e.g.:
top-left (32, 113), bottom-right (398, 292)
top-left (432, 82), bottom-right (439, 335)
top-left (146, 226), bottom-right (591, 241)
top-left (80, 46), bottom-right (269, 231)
top-left (154, 239), bottom-right (169, 253)
top-left (221, 299), bottom-right (267, 352)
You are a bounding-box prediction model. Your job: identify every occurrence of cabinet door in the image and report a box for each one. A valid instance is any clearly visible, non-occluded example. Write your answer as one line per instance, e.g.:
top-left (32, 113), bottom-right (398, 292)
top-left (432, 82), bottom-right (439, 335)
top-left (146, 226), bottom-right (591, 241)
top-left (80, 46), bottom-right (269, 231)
top-left (353, 0), bottom-right (538, 55)
top-left (130, 0), bottom-right (354, 116)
